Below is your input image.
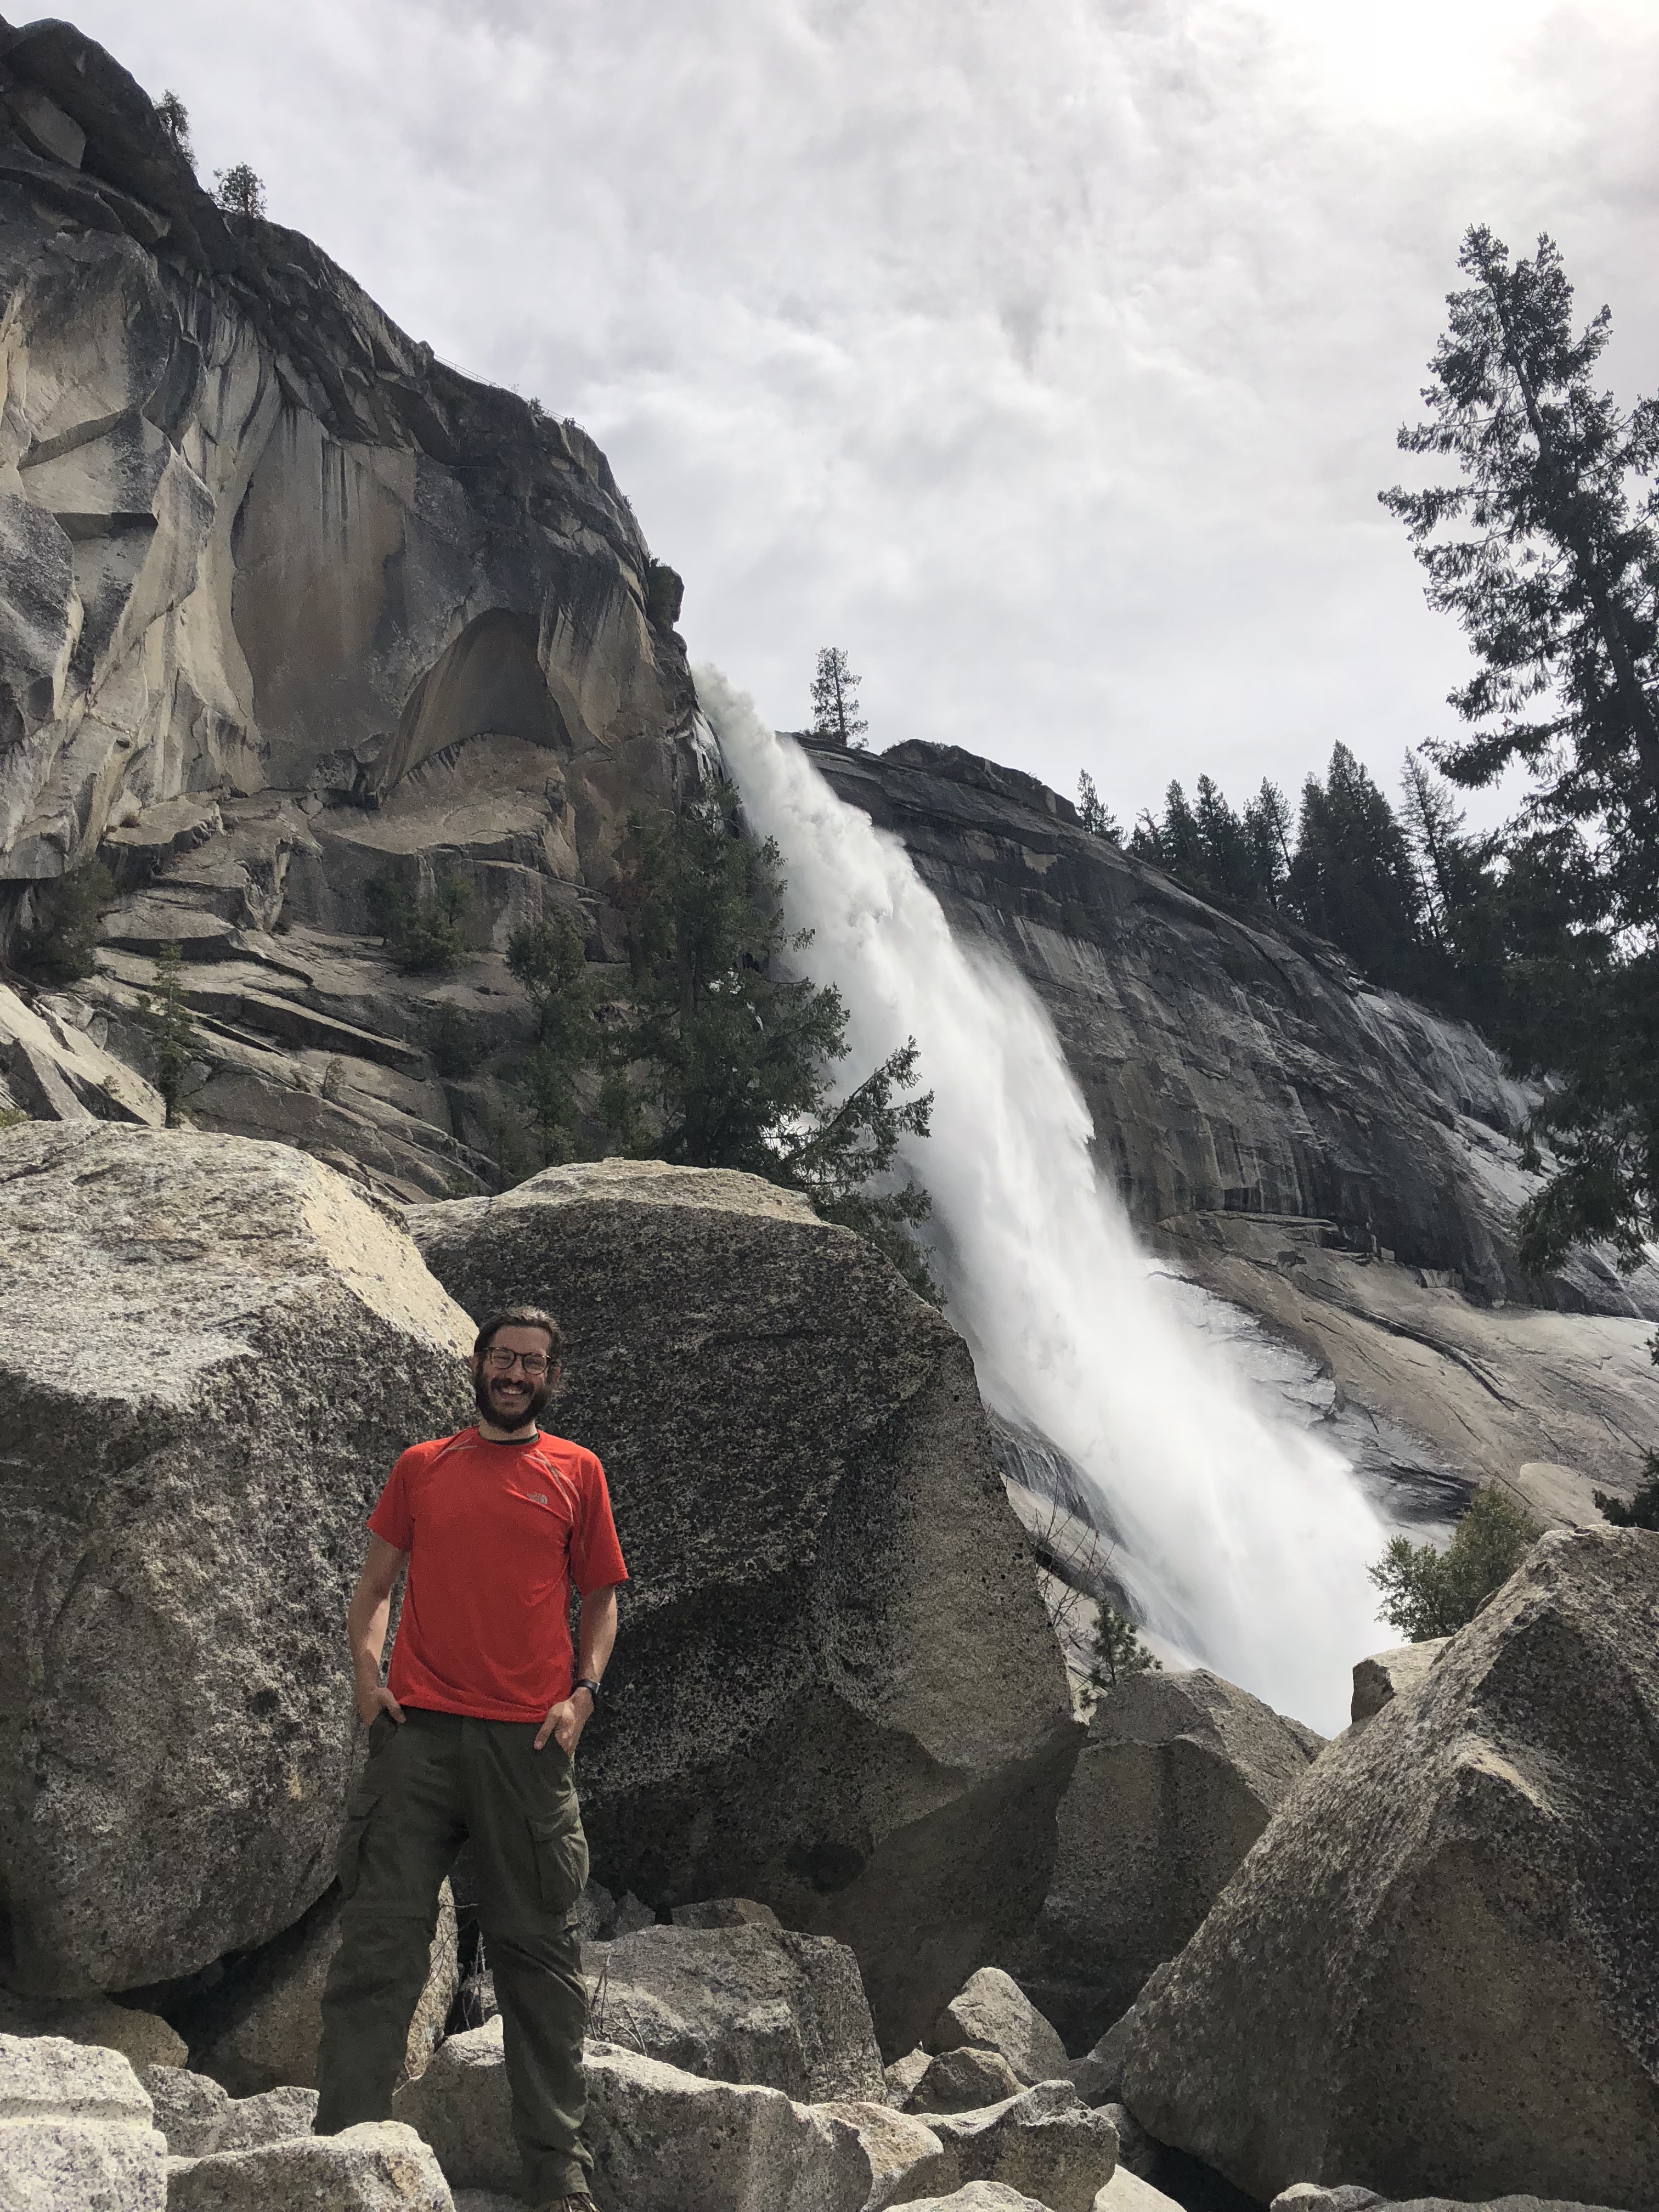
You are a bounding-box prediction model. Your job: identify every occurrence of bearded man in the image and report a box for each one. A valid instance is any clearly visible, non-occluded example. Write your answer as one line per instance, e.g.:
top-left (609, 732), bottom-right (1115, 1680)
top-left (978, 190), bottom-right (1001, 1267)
top-left (314, 1305), bottom-right (626, 2212)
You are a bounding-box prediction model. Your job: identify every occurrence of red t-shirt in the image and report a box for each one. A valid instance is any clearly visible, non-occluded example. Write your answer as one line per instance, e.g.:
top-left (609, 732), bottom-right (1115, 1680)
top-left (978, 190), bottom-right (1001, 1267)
top-left (368, 1427), bottom-right (628, 1723)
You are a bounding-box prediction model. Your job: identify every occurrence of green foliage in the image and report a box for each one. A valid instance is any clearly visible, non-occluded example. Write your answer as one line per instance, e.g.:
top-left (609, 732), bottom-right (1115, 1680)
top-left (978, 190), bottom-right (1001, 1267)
top-left (1594, 1451), bottom-right (1659, 1530)
top-left (155, 89), bottom-right (193, 166)
top-left (1383, 226), bottom-right (1659, 1272)
top-left (422, 1001), bottom-right (476, 1080)
top-left (1129, 775), bottom-right (1292, 912)
top-left (0, 1105), bottom-right (30, 1131)
top-left (366, 868), bottom-right (473, 975)
top-left (605, 785), bottom-right (938, 1294)
top-left (213, 162), bottom-right (266, 217)
top-left (1087, 1602), bottom-right (1161, 1694)
top-left (137, 943), bottom-right (198, 1127)
top-left (1368, 1486), bottom-right (1543, 1642)
top-left (810, 647), bottom-right (869, 749)
top-left (1076, 771), bottom-right (1122, 843)
top-left (12, 861), bottom-right (114, 985)
top-left (506, 911), bottom-right (599, 1167)
top-left (1286, 744), bottom-right (1426, 990)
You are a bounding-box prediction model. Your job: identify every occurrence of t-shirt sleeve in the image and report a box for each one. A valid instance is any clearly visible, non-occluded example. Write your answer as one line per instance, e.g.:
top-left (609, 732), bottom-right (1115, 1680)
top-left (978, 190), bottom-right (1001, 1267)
top-left (571, 1452), bottom-right (628, 1595)
top-left (367, 1448), bottom-right (417, 1552)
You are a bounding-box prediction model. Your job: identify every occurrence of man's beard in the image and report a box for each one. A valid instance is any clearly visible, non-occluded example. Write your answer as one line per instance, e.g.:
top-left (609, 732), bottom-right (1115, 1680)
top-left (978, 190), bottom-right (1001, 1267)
top-left (473, 1369), bottom-right (554, 1431)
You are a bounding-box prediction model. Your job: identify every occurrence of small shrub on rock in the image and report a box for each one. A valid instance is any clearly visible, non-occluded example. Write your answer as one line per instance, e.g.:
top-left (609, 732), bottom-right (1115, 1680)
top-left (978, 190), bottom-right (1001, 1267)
top-left (1595, 1449), bottom-right (1659, 1530)
top-left (1368, 1485), bottom-right (1542, 1641)
top-left (12, 860), bottom-right (114, 984)
top-left (366, 868), bottom-right (472, 975)
top-left (1087, 1602), bottom-right (1160, 1693)
top-left (424, 1001), bottom-right (476, 1079)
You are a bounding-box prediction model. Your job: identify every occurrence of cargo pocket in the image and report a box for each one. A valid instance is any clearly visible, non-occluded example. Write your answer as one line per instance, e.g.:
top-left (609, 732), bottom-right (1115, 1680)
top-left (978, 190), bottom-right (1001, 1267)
top-left (528, 1806), bottom-right (590, 1918)
top-left (336, 1785), bottom-right (380, 1901)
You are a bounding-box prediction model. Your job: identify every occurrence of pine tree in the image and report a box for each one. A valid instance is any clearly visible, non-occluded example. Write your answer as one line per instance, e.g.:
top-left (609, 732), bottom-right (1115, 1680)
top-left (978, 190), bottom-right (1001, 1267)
top-left (213, 163), bottom-right (266, 218)
top-left (1076, 771), bottom-right (1122, 842)
top-left (155, 90), bottom-right (193, 166)
top-left (1383, 228), bottom-right (1659, 1267)
top-left (1368, 1487), bottom-right (1542, 1641)
top-left (1086, 1602), bottom-right (1161, 1694)
top-left (810, 648), bottom-right (869, 749)
top-left (1285, 744), bottom-right (1425, 988)
top-left (138, 944), bottom-right (198, 1127)
top-left (605, 787), bottom-right (938, 1295)
top-left (506, 912), bottom-right (599, 1166)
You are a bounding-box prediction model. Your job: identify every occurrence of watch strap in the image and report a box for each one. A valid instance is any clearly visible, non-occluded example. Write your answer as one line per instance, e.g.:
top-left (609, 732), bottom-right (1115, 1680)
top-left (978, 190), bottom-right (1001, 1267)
top-left (575, 1676), bottom-right (603, 1705)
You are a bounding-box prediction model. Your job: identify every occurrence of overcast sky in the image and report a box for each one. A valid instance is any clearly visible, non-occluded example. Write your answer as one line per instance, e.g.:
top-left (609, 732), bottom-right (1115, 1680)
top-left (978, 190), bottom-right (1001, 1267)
top-left (70, 0), bottom-right (1659, 828)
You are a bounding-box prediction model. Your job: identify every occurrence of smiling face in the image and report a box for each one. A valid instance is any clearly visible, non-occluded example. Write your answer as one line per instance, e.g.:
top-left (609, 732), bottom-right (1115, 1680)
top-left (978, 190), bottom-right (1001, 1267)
top-left (472, 1322), bottom-right (558, 1433)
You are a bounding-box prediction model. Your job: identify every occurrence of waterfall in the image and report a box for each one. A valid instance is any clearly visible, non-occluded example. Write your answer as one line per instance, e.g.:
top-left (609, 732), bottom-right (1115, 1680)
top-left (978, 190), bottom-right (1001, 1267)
top-left (704, 667), bottom-right (1389, 1732)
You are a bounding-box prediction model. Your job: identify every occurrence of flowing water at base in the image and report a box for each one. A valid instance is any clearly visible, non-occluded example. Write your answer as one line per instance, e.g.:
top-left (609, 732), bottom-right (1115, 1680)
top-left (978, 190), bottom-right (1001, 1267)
top-left (706, 668), bottom-right (1393, 1731)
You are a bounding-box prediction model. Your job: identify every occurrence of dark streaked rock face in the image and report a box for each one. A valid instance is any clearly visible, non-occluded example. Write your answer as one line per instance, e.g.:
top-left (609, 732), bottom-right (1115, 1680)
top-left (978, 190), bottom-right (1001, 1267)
top-left (409, 1158), bottom-right (1081, 2053)
top-left (1121, 1529), bottom-right (1659, 2210)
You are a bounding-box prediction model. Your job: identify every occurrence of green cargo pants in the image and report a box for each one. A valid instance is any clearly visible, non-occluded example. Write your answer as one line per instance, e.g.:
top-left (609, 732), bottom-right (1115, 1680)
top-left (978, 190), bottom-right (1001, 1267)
top-left (314, 1706), bottom-right (592, 2201)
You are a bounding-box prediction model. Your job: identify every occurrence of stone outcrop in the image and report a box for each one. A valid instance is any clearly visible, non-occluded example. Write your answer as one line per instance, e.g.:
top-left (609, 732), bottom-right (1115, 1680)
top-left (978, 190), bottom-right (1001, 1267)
top-left (1001, 1671), bottom-right (1319, 2048)
top-left (0, 16), bottom-right (701, 1201)
top-left (907, 2046), bottom-right (1025, 2114)
top-left (167, 2120), bottom-right (452, 2212)
top-left (584, 1923), bottom-right (885, 2103)
top-left (0, 2033), bottom-right (167, 2212)
top-left (889, 2081), bottom-right (1119, 2212)
top-left (0, 1121), bottom-right (474, 1995)
top-left (924, 1969), bottom-right (1068, 2087)
top-left (1068, 1966), bottom-right (1174, 2111)
top-left (137, 2063), bottom-right (316, 2157)
top-left (410, 1158), bottom-right (1080, 2050)
top-left (1121, 1530), bottom-right (1659, 2209)
top-left (1350, 1643), bottom-right (1447, 1728)
top-left (0, 1991), bottom-right (183, 2070)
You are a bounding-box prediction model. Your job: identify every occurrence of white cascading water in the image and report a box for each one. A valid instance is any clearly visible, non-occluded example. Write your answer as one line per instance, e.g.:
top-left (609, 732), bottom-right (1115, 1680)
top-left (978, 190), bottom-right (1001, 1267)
top-left (704, 667), bottom-right (1389, 1732)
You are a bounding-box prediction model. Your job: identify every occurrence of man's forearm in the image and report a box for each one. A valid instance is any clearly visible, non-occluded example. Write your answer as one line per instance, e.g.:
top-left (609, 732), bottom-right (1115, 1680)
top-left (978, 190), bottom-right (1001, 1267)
top-left (347, 1583), bottom-right (392, 1689)
top-left (577, 1588), bottom-right (619, 1686)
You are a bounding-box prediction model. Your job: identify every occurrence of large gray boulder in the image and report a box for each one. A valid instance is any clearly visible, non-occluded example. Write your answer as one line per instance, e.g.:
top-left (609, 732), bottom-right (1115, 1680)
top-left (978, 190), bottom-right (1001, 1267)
top-left (137, 2064), bottom-right (317, 2156)
top-left (394, 2020), bottom-right (871, 2211)
top-left (410, 1159), bottom-right (1080, 2049)
top-left (1350, 1642), bottom-right (1447, 1726)
top-left (1001, 1668), bottom-right (1319, 2046)
top-left (0, 2034), bottom-right (167, 2212)
top-left (924, 1968), bottom-right (1068, 2088)
top-left (584, 1922), bottom-right (885, 2102)
top-left (1122, 1530), bottom-right (1659, 2209)
top-left (0, 1123), bottom-right (474, 1994)
top-left (167, 2120), bottom-right (451, 2211)
top-left (890, 2081), bottom-right (1119, 2212)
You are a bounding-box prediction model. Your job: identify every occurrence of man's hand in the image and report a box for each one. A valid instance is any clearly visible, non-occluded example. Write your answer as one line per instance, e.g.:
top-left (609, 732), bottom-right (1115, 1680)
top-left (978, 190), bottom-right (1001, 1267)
top-left (534, 1688), bottom-right (592, 1754)
top-left (355, 1667), bottom-right (405, 1728)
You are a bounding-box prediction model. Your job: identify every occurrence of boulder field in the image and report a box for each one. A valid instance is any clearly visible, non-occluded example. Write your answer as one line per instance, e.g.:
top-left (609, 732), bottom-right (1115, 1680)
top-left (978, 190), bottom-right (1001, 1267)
top-left (1, 1121), bottom-right (1654, 2212)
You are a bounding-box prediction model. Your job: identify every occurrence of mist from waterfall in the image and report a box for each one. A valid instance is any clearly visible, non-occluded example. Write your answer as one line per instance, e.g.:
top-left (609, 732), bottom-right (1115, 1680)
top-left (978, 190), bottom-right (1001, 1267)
top-left (704, 668), bottom-right (1389, 1731)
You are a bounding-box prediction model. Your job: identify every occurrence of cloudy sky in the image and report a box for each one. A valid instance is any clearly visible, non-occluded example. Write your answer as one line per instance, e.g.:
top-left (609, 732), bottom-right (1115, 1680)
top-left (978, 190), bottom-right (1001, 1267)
top-left (72, 0), bottom-right (1659, 828)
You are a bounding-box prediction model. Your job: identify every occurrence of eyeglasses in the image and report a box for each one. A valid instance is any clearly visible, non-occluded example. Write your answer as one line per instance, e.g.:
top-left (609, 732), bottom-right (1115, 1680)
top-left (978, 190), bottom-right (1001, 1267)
top-left (482, 1348), bottom-right (551, 1376)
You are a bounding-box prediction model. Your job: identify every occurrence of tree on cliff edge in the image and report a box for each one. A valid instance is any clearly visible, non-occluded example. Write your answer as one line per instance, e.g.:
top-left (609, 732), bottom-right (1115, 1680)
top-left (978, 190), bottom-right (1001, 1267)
top-left (1383, 227), bottom-right (1659, 1274)
top-left (811, 648), bottom-right (869, 749)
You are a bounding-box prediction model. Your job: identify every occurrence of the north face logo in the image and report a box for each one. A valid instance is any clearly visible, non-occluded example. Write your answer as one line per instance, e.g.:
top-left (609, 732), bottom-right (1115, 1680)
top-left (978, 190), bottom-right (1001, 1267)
top-left (529, 1492), bottom-right (548, 1505)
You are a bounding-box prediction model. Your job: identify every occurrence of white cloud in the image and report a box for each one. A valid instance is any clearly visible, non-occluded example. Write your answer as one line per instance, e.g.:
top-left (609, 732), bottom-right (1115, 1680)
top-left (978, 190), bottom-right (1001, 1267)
top-left (74, 0), bottom-right (1659, 826)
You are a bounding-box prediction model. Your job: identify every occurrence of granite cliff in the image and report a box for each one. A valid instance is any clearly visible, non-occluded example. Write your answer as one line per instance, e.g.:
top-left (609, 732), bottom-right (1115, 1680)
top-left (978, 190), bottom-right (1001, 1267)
top-left (0, 15), bottom-right (701, 1193)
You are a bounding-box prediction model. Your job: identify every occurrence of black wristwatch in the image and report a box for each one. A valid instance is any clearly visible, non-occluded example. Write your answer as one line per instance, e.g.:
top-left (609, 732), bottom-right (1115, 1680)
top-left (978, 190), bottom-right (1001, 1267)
top-left (574, 1677), bottom-right (603, 1707)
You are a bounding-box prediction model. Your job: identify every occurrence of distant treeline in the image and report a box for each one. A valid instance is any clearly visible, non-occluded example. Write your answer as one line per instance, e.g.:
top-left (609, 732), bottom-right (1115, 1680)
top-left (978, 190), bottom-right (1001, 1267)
top-left (1088, 740), bottom-right (1562, 1031)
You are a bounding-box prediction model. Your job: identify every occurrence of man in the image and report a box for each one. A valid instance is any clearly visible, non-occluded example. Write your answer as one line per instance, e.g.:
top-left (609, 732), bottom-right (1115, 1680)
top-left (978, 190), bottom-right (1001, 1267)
top-left (314, 1305), bottom-right (626, 2211)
